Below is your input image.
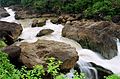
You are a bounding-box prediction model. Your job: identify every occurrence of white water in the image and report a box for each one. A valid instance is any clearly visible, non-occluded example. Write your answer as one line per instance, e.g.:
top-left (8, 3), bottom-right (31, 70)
top-left (0, 7), bottom-right (17, 23)
top-left (18, 17), bottom-right (120, 74)
top-left (1, 7), bottom-right (120, 78)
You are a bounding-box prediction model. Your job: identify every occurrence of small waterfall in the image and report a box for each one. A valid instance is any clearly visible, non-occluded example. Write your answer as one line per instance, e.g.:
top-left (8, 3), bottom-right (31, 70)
top-left (77, 60), bottom-right (98, 79)
top-left (0, 7), bottom-right (17, 23)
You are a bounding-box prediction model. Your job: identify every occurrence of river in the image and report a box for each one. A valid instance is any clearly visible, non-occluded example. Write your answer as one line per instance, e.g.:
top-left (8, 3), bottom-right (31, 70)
top-left (1, 7), bottom-right (120, 79)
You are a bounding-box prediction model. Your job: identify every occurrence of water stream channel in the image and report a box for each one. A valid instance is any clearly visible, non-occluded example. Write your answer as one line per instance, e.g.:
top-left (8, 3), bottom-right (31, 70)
top-left (1, 7), bottom-right (120, 79)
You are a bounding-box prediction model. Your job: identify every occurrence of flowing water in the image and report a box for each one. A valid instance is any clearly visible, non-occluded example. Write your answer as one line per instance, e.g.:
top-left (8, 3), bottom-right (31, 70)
top-left (1, 7), bottom-right (120, 79)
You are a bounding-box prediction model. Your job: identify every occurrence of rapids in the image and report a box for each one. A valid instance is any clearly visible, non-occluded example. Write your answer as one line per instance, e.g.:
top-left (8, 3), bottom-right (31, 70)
top-left (1, 7), bottom-right (120, 79)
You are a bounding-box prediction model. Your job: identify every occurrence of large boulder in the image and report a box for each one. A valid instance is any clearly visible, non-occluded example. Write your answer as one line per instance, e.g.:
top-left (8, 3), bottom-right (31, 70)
top-left (19, 40), bottom-right (79, 70)
top-left (62, 21), bottom-right (120, 59)
top-left (0, 21), bottom-right (23, 45)
top-left (0, 7), bottom-right (10, 18)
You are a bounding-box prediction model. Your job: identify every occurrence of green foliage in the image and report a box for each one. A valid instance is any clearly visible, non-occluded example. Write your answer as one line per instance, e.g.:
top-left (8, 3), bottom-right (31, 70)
top-left (20, 65), bottom-right (45, 79)
top-left (84, 0), bottom-right (115, 18)
top-left (0, 51), bottom-right (20, 79)
top-left (1, 49), bottom-right (119, 79)
top-left (0, 40), bottom-right (6, 48)
top-left (0, 51), bottom-right (86, 79)
top-left (0, 0), bottom-right (20, 6)
top-left (1, 0), bottom-right (120, 20)
top-left (20, 0), bottom-right (33, 7)
top-left (73, 72), bottom-right (85, 79)
top-left (105, 74), bottom-right (120, 79)
top-left (47, 57), bottom-right (62, 76)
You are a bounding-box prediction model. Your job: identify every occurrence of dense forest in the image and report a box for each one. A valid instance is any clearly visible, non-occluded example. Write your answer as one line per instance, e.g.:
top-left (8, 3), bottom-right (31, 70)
top-left (0, 0), bottom-right (120, 20)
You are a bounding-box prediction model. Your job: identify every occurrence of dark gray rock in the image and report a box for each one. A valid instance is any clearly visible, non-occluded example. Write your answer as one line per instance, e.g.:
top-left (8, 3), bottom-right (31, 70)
top-left (91, 63), bottom-right (113, 79)
top-left (36, 29), bottom-right (54, 37)
top-left (0, 21), bottom-right (23, 45)
top-left (0, 7), bottom-right (10, 18)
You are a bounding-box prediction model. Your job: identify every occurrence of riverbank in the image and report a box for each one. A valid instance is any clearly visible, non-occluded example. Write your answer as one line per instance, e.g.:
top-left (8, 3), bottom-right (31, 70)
top-left (9, 5), bottom-right (120, 25)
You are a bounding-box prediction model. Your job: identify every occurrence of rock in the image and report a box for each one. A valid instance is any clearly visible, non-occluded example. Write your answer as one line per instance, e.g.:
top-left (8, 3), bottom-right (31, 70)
top-left (0, 21), bottom-right (23, 45)
top-left (15, 10), bottom-right (41, 20)
top-left (2, 45), bottom-right (22, 67)
top-left (75, 14), bottom-right (83, 20)
top-left (91, 63), bottom-right (113, 79)
top-left (112, 15), bottom-right (120, 24)
top-left (2, 45), bottom-right (21, 59)
top-left (19, 40), bottom-right (79, 70)
top-left (51, 18), bottom-right (59, 24)
top-left (67, 17), bottom-right (75, 21)
top-left (31, 19), bottom-right (39, 27)
top-left (1, 13), bottom-right (10, 17)
top-left (38, 19), bottom-right (46, 27)
top-left (31, 19), bottom-right (46, 27)
top-left (62, 21), bottom-right (119, 59)
top-left (58, 15), bottom-right (66, 23)
top-left (36, 29), bottom-right (54, 37)
top-left (9, 5), bottom-right (23, 11)
top-left (41, 14), bottom-right (57, 17)
top-left (74, 62), bottom-right (113, 79)
top-left (0, 7), bottom-right (10, 18)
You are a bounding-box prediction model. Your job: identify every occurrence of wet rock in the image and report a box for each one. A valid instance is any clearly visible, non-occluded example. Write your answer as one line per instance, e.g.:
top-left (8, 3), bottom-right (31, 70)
top-left (19, 40), bottom-right (79, 70)
top-left (0, 21), bottom-right (23, 45)
top-left (112, 15), bottom-right (120, 24)
top-left (62, 21), bottom-right (119, 59)
top-left (0, 7), bottom-right (10, 18)
top-left (31, 19), bottom-right (39, 27)
top-left (58, 15), bottom-right (66, 23)
top-left (2, 45), bottom-right (21, 59)
top-left (51, 18), bottom-right (59, 24)
top-left (38, 19), bottom-right (46, 27)
top-left (31, 19), bottom-right (46, 27)
top-left (36, 29), bottom-right (54, 37)
top-left (91, 63), bottom-right (113, 79)
top-left (2, 45), bottom-right (22, 67)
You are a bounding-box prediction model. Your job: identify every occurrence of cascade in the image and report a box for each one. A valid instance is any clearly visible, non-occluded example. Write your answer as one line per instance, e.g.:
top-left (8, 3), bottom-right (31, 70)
top-left (0, 7), bottom-right (17, 23)
top-left (1, 7), bottom-right (120, 79)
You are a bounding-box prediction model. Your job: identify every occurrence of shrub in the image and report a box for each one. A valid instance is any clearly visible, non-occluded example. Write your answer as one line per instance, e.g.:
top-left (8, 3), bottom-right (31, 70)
top-left (0, 51), bottom-right (20, 79)
top-left (105, 74), bottom-right (120, 79)
top-left (0, 40), bottom-right (6, 48)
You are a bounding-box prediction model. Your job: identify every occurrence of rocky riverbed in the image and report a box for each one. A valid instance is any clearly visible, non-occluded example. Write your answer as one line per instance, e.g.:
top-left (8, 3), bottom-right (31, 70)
top-left (0, 6), bottom-right (120, 79)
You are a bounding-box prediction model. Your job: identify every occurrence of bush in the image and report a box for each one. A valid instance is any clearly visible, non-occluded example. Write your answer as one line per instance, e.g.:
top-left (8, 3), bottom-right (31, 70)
top-left (0, 51), bottom-right (21, 79)
top-left (0, 41), bottom-right (119, 79)
top-left (0, 40), bottom-right (6, 48)
top-left (0, 48), bottom-right (85, 79)
top-left (105, 74), bottom-right (120, 79)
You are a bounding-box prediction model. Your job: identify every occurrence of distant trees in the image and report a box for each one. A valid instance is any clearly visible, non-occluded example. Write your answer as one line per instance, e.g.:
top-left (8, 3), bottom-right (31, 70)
top-left (0, 0), bottom-right (20, 6)
top-left (0, 0), bottom-right (120, 20)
